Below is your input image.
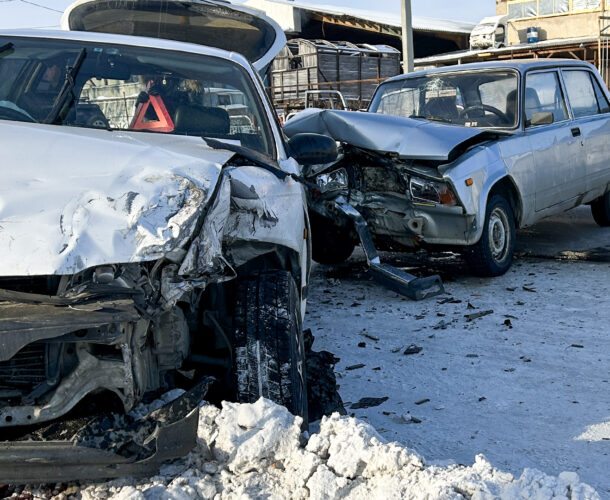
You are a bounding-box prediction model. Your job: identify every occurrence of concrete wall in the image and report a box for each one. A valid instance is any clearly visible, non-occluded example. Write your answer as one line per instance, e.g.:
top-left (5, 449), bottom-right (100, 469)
top-left (496, 0), bottom-right (603, 44)
top-left (507, 11), bottom-right (600, 44)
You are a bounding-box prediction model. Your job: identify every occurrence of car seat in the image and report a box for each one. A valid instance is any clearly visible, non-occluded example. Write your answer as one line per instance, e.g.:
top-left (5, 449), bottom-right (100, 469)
top-left (173, 104), bottom-right (230, 136)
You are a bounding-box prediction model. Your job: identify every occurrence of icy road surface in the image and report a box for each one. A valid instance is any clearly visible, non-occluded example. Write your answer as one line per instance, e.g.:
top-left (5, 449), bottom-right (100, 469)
top-left (305, 206), bottom-right (610, 495)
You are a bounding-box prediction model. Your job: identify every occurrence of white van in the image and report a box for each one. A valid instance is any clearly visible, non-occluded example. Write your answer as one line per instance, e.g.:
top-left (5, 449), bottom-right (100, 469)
top-left (469, 15), bottom-right (508, 50)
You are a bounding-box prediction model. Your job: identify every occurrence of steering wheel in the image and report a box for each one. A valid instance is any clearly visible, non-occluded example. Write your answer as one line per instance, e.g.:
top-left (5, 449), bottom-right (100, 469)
top-left (0, 103), bottom-right (36, 123)
top-left (459, 104), bottom-right (507, 122)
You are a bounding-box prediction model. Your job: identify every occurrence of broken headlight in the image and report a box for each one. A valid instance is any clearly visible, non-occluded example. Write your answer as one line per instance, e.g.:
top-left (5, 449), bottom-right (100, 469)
top-left (315, 168), bottom-right (348, 193)
top-left (409, 176), bottom-right (457, 206)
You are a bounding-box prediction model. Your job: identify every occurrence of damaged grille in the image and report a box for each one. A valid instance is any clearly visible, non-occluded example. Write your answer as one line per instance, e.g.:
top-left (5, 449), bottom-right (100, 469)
top-left (0, 343), bottom-right (46, 394)
top-left (359, 167), bottom-right (407, 195)
top-left (0, 276), bottom-right (61, 295)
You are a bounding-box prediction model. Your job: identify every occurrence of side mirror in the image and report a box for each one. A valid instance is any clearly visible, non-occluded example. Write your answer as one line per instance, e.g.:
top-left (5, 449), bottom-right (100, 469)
top-left (287, 133), bottom-right (338, 166)
top-left (529, 112), bottom-right (554, 126)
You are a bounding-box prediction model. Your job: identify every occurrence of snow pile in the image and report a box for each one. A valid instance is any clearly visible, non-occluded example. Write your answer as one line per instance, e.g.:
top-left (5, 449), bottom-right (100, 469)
top-left (75, 398), bottom-right (600, 500)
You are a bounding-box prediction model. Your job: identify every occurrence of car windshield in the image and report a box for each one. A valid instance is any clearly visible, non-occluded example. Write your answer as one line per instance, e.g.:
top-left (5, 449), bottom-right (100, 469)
top-left (0, 36), bottom-right (275, 157)
top-left (369, 69), bottom-right (519, 129)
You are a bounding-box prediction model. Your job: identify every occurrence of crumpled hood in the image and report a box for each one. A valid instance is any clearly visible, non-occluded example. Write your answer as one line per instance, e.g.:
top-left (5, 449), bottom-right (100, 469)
top-left (283, 109), bottom-right (497, 162)
top-left (0, 121), bottom-right (235, 276)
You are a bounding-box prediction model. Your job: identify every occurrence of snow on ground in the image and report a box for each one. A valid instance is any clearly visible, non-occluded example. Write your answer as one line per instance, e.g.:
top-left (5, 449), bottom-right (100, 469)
top-left (21, 398), bottom-right (600, 500)
top-left (304, 206), bottom-right (610, 496)
top-left (10, 207), bottom-right (608, 499)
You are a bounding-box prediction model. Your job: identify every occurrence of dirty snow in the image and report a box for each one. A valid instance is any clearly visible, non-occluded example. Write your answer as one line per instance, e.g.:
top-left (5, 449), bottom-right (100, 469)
top-left (20, 398), bottom-right (595, 500)
top-left (304, 206), bottom-right (610, 496)
top-left (9, 207), bottom-right (608, 499)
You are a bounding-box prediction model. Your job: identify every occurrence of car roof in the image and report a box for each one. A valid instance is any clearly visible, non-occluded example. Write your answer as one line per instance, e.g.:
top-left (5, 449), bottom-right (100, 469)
top-left (385, 59), bottom-right (597, 84)
top-left (0, 28), bottom-right (253, 71)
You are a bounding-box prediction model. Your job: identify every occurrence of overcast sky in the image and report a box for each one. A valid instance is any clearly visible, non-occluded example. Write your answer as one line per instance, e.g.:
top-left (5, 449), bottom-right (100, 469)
top-left (0, 0), bottom-right (494, 30)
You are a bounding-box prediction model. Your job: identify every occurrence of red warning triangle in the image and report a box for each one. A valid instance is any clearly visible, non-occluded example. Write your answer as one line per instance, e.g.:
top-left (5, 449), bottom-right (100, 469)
top-left (130, 93), bottom-right (175, 133)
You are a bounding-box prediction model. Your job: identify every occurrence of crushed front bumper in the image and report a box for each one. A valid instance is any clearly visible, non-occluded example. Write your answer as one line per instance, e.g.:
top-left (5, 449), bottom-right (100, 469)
top-left (0, 378), bottom-right (213, 484)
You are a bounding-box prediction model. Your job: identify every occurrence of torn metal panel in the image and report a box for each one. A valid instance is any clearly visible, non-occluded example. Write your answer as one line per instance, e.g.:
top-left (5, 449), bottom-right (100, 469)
top-left (0, 121), bottom-right (233, 277)
top-left (224, 165), bottom-right (307, 262)
top-left (0, 298), bottom-right (139, 361)
top-left (283, 109), bottom-right (499, 161)
top-left (0, 378), bottom-right (213, 484)
top-left (332, 198), bottom-right (444, 300)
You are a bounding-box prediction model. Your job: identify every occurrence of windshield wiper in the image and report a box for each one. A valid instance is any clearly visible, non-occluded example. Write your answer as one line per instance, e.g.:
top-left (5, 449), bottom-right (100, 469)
top-left (410, 115), bottom-right (455, 124)
top-left (44, 48), bottom-right (87, 125)
top-left (0, 42), bottom-right (14, 58)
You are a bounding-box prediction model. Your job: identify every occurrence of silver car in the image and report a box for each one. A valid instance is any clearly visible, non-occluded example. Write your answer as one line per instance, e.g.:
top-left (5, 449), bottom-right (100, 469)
top-left (0, 0), bottom-right (337, 481)
top-left (284, 60), bottom-right (610, 276)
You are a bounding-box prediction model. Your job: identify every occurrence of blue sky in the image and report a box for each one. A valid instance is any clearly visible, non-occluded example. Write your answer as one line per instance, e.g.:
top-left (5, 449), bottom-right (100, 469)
top-left (0, 0), bottom-right (494, 30)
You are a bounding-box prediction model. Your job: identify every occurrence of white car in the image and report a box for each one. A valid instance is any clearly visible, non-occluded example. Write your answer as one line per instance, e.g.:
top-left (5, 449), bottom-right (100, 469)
top-left (0, 0), bottom-right (336, 482)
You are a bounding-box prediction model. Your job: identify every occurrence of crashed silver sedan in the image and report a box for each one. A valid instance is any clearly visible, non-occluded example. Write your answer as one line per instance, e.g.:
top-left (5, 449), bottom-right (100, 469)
top-left (0, 20), bottom-right (336, 481)
top-left (284, 60), bottom-right (610, 276)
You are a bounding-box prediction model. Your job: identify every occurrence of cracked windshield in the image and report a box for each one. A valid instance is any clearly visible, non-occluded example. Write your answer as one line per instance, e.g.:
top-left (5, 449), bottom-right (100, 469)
top-left (370, 69), bottom-right (519, 129)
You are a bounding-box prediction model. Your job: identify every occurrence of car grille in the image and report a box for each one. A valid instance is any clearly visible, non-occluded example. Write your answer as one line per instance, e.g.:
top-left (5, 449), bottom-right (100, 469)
top-left (0, 276), bottom-right (61, 295)
top-left (0, 343), bottom-right (46, 392)
top-left (359, 166), bottom-right (407, 194)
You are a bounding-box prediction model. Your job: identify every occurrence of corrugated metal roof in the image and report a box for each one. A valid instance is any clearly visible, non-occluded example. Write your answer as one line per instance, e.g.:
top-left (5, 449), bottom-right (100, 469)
top-left (414, 36), bottom-right (598, 65)
top-left (243, 0), bottom-right (475, 34)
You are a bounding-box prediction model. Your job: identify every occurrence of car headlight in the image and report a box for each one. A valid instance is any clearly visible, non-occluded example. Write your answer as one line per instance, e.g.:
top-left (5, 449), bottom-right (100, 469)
top-left (316, 168), bottom-right (348, 193)
top-left (409, 176), bottom-right (457, 206)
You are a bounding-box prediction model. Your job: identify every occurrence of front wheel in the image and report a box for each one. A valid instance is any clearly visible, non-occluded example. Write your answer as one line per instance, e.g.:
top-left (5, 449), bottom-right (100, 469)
top-left (233, 271), bottom-right (308, 425)
top-left (465, 195), bottom-right (516, 277)
top-left (591, 192), bottom-right (610, 226)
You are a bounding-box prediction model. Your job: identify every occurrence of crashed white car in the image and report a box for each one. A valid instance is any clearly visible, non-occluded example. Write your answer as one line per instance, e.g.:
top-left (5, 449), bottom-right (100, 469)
top-left (285, 60), bottom-right (610, 276)
top-left (0, 2), bottom-right (337, 481)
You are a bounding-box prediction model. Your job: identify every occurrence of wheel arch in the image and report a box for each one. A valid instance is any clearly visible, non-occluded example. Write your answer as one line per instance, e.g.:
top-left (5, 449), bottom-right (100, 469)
top-left (487, 176), bottom-right (523, 228)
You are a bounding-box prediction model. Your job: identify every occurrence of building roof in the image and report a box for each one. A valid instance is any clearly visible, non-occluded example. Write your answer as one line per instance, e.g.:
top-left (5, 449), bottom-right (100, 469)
top-left (244, 0), bottom-right (475, 34)
top-left (414, 36), bottom-right (598, 66)
top-left (387, 57), bottom-right (596, 83)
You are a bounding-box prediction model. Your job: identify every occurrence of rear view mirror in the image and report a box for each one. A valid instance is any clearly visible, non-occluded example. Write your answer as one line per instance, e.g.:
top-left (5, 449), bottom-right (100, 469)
top-left (529, 112), bottom-right (554, 126)
top-left (287, 133), bottom-right (338, 166)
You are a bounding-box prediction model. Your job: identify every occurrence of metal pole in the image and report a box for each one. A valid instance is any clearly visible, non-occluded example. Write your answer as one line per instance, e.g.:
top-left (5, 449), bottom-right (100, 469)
top-left (401, 0), bottom-right (414, 73)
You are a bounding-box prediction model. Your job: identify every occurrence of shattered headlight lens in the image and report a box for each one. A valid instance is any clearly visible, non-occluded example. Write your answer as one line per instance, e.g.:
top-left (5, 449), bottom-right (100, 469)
top-left (316, 168), bottom-right (348, 193)
top-left (409, 177), bottom-right (457, 206)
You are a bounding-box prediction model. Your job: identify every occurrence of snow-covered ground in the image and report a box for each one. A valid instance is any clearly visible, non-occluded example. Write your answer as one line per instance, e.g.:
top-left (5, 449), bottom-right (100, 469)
top-left (9, 207), bottom-right (609, 499)
top-left (17, 398), bottom-right (601, 499)
top-left (305, 206), bottom-right (610, 496)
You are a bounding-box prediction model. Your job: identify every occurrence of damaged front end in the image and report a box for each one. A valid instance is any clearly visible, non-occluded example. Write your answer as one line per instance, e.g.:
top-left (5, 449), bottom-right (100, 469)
top-left (282, 109), bottom-right (509, 298)
top-left (0, 143), bottom-right (308, 482)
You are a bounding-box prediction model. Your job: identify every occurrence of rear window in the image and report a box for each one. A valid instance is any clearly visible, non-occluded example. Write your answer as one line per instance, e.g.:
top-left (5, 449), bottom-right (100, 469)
top-left (66, 0), bottom-right (277, 65)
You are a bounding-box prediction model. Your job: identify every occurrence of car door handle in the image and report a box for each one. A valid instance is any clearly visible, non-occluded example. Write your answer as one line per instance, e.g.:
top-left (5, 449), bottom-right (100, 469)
top-left (571, 127), bottom-right (581, 137)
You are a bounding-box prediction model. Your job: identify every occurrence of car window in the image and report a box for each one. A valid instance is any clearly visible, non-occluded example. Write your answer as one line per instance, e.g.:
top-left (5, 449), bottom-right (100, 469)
top-left (562, 70), bottom-right (601, 118)
top-left (0, 36), bottom-right (275, 158)
top-left (524, 71), bottom-right (568, 125)
top-left (370, 69), bottom-right (519, 129)
top-left (590, 73), bottom-right (610, 114)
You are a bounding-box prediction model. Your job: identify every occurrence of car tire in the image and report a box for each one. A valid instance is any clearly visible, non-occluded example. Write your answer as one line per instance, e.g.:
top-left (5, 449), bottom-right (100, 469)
top-left (590, 192), bottom-right (610, 227)
top-left (310, 211), bottom-right (356, 265)
top-left (465, 194), bottom-right (515, 276)
top-left (233, 270), bottom-right (308, 425)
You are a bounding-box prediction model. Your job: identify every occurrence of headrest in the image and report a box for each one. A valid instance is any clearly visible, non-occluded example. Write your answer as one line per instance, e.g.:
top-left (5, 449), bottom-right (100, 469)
top-left (173, 105), bottom-right (230, 136)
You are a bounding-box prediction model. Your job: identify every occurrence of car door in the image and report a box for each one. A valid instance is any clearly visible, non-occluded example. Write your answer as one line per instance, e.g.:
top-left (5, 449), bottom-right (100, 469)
top-left (523, 70), bottom-right (585, 212)
top-left (561, 68), bottom-right (610, 200)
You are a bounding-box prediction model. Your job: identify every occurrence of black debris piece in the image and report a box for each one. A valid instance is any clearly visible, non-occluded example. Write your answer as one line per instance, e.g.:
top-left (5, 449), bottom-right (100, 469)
top-left (403, 344), bottom-right (423, 355)
top-left (351, 396), bottom-right (389, 409)
top-left (464, 310), bottom-right (493, 321)
top-left (346, 363), bottom-right (366, 371)
top-left (303, 329), bottom-right (347, 421)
